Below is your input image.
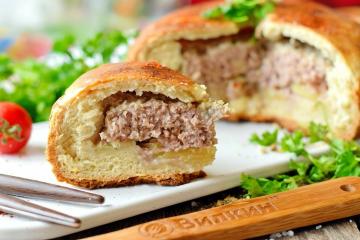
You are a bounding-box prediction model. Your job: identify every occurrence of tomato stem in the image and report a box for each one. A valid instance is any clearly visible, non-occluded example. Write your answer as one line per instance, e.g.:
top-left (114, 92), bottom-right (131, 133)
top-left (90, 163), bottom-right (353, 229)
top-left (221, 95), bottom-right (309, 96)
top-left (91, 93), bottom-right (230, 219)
top-left (0, 118), bottom-right (23, 144)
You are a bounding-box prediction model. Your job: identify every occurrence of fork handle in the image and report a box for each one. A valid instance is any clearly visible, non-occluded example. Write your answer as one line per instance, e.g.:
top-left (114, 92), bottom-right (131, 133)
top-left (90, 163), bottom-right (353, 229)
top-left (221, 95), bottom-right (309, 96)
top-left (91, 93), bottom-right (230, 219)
top-left (0, 192), bottom-right (81, 228)
top-left (0, 174), bottom-right (104, 204)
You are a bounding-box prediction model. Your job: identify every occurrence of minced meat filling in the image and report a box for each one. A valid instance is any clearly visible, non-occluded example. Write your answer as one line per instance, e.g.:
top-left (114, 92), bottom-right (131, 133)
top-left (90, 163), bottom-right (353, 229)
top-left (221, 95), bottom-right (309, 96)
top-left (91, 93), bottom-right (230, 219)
top-left (100, 93), bottom-right (223, 152)
top-left (180, 36), bottom-right (330, 101)
top-left (255, 42), bottom-right (328, 92)
top-left (182, 41), bottom-right (263, 100)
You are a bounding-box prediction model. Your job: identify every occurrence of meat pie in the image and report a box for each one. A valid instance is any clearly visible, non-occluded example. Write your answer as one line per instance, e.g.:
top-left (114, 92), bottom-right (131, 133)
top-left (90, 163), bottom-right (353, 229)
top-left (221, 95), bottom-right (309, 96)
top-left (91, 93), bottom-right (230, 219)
top-left (128, 1), bottom-right (360, 140)
top-left (47, 62), bottom-right (226, 188)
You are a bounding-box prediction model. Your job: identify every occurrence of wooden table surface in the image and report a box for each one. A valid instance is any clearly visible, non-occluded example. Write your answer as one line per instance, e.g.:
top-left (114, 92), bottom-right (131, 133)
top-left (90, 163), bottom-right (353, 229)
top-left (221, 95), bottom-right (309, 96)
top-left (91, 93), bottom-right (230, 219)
top-left (53, 186), bottom-right (360, 240)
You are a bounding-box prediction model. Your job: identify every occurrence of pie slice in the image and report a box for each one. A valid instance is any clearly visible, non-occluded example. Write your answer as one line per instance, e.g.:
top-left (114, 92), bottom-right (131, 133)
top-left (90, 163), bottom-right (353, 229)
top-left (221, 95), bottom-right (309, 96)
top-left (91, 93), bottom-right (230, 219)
top-left (47, 62), bottom-right (226, 188)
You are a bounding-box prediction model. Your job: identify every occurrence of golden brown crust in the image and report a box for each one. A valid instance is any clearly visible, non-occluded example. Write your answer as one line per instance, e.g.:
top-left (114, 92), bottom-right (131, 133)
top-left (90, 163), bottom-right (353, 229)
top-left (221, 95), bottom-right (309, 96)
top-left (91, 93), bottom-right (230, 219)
top-left (67, 61), bottom-right (195, 94)
top-left (55, 171), bottom-right (206, 189)
top-left (337, 6), bottom-right (360, 24)
top-left (47, 101), bottom-right (65, 187)
top-left (62, 61), bottom-right (208, 105)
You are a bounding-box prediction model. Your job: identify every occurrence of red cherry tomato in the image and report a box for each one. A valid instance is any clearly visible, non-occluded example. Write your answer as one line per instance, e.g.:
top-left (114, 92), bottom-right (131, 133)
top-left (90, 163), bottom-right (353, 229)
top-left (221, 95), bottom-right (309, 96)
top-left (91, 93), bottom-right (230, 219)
top-left (0, 102), bottom-right (32, 154)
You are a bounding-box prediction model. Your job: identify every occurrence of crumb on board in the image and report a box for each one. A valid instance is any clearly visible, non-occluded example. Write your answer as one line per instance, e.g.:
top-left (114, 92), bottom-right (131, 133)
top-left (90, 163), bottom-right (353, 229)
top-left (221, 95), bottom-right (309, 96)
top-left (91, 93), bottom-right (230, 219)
top-left (259, 144), bottom-right (279, 154)
top-left (190, 201), bottom-right (199, 207)
top-left (215, 196), bottom-right (239, 206)
top-left (287, 230), bottom-right (294, 236)
top-left (315, 225), bottom-right (322, 230)
top-left (269, 230), bottom-right (295, 239)
top-left (260, 147), bottom-right (267, 154)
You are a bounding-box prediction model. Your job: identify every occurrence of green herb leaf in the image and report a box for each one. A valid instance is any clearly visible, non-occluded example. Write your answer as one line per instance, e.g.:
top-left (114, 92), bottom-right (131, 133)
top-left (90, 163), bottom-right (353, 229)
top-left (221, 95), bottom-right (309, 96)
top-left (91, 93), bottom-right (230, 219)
top-left (203, 0), bottom-right (275, 25)
top-left (52, 34), bottom-right (75, 56)
top-left (308, 121), bottom-right (329, 143)
top-left (241, 174), bottom-right (298, 197)
top-left (242, 122), bottom-right (360, 198)
top-left (310, 155), bottom-right (336, 176)
top-left (0, 54), bottom-right (13, 80)
top-left (333, 151), bottom-right (360, 178)
top-left (250, 129), bottom-right (278, 146)
top-left (330, 139), bottom-right (360, 155)
top-left (280, 130), bottom-right (307, 157)
top-left (289, 160), bottom-right (309, 178)
top-left (253, 0), bottom-right (275, 23)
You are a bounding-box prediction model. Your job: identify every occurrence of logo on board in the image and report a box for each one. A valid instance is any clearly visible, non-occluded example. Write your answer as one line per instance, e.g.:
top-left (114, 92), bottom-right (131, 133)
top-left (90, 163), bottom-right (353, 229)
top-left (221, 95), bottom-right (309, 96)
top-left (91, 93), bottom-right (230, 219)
top-left (138, 196), bottom-right (278, 238)
top-left (139, 222), bottom-right (174, 238)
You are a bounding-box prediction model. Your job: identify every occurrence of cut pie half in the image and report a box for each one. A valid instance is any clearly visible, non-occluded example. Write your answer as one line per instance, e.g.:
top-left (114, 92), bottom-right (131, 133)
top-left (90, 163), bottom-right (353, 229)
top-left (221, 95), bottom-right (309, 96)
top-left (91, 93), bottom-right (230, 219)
top-left (128, 1), bottom-right (360, 139)
top-left (47, 62), bottom-right (226, 188)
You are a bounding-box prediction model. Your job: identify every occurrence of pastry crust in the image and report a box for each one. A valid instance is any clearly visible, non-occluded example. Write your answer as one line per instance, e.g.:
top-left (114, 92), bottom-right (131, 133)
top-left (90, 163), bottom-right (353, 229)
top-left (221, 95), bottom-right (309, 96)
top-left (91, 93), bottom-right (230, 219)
top-left (55, 171), bottom-right (206, 189)
top-left (128, 0), bottom-right (242, 64)
top-left (337, 6), bottom-right (360, 24)
top-left (61, 61), bottom-right (208, 104)
top-left (128, 1), bottom-right (360, 140)
top-left (47, 62), bottom-right (219, 188)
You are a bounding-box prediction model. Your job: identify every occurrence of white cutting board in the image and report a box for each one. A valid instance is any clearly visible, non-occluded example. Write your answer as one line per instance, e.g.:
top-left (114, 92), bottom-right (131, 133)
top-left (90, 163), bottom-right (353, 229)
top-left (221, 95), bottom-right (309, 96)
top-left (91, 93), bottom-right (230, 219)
top-left (0, 121), bottom-right (303, 240)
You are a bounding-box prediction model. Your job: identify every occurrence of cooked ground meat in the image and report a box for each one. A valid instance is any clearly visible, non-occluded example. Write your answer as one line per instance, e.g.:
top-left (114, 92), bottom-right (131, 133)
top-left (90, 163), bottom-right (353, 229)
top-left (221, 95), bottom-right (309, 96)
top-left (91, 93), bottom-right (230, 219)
top-left (256, 42), bottom-right (329, 92)
top-left (180, 36), bottom-right (330, 101)
top-left (181, 41), bottom-right (264, 100)
top-left (100, 92), bottom-right (223, 152)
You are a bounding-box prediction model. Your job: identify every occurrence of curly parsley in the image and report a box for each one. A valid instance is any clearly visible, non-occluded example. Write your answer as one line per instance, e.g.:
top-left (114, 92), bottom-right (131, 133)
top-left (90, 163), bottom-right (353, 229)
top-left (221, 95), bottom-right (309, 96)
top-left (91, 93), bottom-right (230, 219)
top-left (250, 129), bottom-right (278, 146)
top-left (203, 0), bottom-right (275, 25)
top-left (243, 122), bottom-right (360, 197)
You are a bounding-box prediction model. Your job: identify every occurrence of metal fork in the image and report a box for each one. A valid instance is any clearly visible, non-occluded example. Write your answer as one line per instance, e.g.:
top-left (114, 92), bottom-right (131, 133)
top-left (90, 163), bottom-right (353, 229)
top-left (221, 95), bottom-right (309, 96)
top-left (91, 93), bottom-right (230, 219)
top-left (0, 174), bottom-right (105, 228)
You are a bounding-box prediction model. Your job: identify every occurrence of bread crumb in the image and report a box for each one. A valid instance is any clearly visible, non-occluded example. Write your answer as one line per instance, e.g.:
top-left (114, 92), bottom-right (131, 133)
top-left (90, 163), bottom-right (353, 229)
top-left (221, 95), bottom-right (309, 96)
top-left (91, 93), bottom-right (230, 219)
top-left (269, 230), bottom-right (295, 238)
top-left (215, 196), bottom-right (239, 206)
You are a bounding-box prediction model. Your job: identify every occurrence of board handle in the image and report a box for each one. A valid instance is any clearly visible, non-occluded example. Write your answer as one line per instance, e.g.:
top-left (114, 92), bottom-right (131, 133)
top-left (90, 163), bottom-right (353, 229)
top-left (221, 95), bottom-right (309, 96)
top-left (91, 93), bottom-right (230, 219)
top-left (86, 177), bottom-right (360, 240)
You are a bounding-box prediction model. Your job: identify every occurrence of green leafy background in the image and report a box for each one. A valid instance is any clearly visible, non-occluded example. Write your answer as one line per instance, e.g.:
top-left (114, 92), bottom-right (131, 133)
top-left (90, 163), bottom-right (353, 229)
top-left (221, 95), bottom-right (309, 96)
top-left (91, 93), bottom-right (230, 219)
top-left (0, 31), bottom-right (134, 122)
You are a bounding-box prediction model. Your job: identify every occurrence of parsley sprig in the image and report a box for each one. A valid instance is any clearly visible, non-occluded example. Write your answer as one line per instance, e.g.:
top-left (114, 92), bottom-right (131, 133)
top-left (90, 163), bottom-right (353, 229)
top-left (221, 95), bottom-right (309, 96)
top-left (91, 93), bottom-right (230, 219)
top-left (242, 122), bottom-right (360, 197)
top-left (250, 129), bottom-right (278, 146)
top-left (203, 0), bottom-right (275, 25)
